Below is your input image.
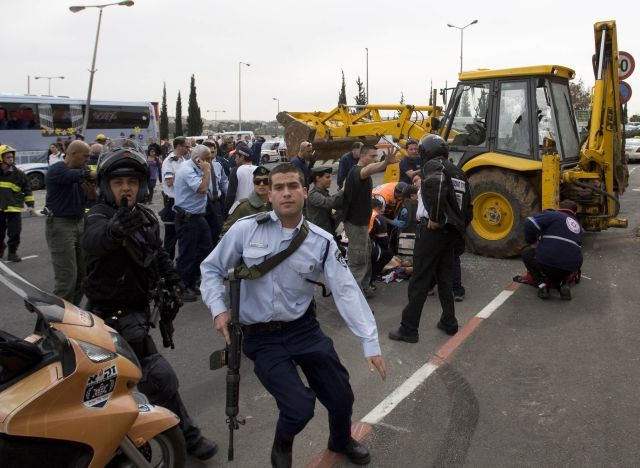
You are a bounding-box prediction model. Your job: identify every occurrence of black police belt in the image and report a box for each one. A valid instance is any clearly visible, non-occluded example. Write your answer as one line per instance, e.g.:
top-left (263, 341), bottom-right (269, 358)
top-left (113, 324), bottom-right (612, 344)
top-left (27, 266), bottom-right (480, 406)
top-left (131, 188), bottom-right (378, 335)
top-left (243, 303), bottom-right (315, 336)
top-left (174, 205), bottom-right (204, 221)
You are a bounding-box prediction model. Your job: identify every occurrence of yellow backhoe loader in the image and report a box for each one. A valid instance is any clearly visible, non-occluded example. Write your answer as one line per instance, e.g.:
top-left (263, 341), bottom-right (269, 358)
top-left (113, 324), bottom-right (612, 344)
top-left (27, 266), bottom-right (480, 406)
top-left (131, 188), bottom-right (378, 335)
top-left (278, 20), bottom-right (628, 258)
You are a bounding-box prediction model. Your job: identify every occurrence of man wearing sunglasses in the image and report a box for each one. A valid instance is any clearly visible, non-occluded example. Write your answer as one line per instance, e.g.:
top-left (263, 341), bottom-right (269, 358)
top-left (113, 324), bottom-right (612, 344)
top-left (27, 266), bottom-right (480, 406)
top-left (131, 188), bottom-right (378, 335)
top-left (221, 165), bottom-right (271, 236)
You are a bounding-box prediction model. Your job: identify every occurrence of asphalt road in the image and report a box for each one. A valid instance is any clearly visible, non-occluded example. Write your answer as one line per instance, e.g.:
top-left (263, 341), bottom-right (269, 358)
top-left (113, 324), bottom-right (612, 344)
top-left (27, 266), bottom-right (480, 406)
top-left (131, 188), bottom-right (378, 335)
top-left (2, 167), bottom-right (640, 467)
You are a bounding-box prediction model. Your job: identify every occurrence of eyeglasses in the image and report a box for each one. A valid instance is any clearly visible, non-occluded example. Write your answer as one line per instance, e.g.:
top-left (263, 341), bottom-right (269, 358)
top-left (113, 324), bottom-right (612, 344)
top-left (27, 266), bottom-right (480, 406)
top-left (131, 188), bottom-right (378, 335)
top-left (253, 178), bottom-right (269, 186)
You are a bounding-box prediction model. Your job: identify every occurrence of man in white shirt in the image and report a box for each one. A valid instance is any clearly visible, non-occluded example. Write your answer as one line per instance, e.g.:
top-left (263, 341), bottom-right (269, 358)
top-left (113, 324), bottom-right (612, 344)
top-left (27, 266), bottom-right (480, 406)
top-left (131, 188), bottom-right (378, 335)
top-left (160, 136), bottom-right (190, 259)
top-left (223, 146), bottom-right (255, 216)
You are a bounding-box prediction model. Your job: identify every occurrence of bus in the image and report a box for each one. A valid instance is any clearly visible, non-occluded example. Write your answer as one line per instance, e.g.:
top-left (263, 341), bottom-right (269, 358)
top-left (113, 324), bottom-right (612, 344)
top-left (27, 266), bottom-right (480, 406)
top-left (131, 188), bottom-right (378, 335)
top-left (0, 94), bottom-right (158, 164)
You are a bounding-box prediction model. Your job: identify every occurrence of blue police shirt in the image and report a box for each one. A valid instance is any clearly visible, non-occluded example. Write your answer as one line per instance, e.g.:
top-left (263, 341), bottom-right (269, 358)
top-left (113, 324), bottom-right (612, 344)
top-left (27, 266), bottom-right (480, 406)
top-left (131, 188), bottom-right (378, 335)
top-left (173, 159), bottom-right (207, 214)
top-left (200, 211), bottom-right (381, 357)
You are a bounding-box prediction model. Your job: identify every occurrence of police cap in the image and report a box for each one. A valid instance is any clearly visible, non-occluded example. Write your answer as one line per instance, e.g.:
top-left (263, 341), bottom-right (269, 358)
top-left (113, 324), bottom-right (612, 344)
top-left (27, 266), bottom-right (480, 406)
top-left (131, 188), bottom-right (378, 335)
top-left (253, 165), bottom-right (271, 177)
top-left (311, 166), bottom-right (332, 176)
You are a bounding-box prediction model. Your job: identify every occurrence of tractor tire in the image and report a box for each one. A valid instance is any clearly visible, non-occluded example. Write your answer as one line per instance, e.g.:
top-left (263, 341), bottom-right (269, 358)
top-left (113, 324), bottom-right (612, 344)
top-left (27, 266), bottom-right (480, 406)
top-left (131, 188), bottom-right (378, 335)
top-left (466, 168), bottom-right (540, 258)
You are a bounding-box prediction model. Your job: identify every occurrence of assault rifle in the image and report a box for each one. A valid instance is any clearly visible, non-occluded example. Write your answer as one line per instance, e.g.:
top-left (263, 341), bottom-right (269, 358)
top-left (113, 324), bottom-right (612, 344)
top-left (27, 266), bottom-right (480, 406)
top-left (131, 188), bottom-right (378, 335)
top-left (152, 278), bottom-right (183, 349)
top-left (209, 269), bottom-right (244, 461)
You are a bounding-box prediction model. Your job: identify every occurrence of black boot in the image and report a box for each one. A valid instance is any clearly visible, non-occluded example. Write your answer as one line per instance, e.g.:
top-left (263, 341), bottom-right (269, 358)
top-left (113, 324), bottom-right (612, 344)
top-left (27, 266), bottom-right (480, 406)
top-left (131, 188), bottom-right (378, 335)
top-left (333, 437), bottom-right (371, 465)
top-left (271, 435), bottom-right (293, 468)
top-left (7, 250), bottom-right (21, 262)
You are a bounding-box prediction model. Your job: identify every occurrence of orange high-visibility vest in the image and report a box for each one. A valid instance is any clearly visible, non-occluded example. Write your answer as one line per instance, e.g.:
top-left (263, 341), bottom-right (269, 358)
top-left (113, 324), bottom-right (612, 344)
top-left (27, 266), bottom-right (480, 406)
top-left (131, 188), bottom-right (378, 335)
top-left (372, 182), bottom-right (398, 216)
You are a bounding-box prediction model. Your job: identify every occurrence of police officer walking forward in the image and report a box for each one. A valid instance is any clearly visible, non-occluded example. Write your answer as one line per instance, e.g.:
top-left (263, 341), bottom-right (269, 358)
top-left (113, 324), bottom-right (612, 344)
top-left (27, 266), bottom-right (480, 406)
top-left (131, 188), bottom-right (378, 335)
top-left (389, 135), bottom-right (472, 343)
top-left (82, 142), bottom-right (217, 461)
top-left (201, 163), bottom-right (386, 467)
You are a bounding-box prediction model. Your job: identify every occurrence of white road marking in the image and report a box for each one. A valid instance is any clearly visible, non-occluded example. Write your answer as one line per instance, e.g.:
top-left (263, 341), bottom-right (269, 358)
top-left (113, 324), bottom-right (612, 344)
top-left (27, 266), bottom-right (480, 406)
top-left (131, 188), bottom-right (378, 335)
top-left (475, 290), bottom-right (514, 319)
top-left (20, 255), bottom-right (38, 260)
top-left (632, 188), bottom-right (640, 192)
top-left (375, 421), bottom-right (412, 433)
top-left (581, 275), bottom-right (592, 280)
top-left (361, 285), bottom-right (518, 427)
top-left (629, 166), bottom-right (638, 175)
top-left (362, 362), bottom-right (438, 425)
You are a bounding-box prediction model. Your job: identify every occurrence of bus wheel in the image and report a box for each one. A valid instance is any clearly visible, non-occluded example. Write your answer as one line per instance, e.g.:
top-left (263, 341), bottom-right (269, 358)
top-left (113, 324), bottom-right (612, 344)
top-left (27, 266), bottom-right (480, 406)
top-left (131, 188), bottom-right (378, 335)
top-left (466, 168), bottom-right (539, 258)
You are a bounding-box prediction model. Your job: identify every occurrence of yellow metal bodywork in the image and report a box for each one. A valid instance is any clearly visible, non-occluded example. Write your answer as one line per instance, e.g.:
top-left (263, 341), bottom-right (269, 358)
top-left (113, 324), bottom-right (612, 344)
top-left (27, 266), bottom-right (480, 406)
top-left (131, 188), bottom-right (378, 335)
top-left (459, 65), bottom-right (575, 81)
top-left (541, 154), bottom-right (560, 210)
top-left (462, 153), bottom-right (543, 174)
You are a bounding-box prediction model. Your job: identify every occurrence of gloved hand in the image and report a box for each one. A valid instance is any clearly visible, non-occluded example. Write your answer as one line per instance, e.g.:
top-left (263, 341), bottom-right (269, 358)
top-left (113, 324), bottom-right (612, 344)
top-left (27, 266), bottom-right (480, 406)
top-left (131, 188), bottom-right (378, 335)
top-left (108, 207), bottom-right (145, 239)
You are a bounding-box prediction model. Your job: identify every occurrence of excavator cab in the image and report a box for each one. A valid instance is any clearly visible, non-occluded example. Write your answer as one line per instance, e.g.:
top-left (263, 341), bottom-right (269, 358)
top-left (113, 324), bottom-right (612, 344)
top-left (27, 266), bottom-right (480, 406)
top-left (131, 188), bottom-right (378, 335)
top-left (441, 66), bottom-right (581, 168)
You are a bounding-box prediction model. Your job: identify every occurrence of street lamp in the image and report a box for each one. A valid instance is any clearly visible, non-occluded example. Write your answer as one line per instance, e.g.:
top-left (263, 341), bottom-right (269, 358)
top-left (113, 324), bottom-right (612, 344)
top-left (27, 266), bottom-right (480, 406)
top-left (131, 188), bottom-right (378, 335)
top-left (272, 97), bottom-right (280, 114)
top-left (447, 19), bottom-right (478, 74)
top-left (238, 61), bottom-right (250, 131)
top-left (70, 1), bottom-right (135, 134)
top-left (207, 109), bottom-right (226, 122)
top-left (365, 47), bottom-right (369, 104)
top-left (34, 76), bottom-right (65, 95)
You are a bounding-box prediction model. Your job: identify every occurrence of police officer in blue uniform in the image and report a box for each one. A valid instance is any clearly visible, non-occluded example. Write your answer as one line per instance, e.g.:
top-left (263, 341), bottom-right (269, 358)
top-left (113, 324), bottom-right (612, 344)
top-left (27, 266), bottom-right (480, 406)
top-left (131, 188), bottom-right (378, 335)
top-left (521, 199), bottom-right (583, 300)
top-left (173, 144), bottom-right (215, 299)
top-left (201, 163), bottom-right (387, 467)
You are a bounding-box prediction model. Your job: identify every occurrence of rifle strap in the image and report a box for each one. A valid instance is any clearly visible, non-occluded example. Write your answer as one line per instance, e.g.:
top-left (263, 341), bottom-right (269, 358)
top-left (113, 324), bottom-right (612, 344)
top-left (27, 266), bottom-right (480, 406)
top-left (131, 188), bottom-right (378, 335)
top-left (234, 220), bottom-right (309, 280)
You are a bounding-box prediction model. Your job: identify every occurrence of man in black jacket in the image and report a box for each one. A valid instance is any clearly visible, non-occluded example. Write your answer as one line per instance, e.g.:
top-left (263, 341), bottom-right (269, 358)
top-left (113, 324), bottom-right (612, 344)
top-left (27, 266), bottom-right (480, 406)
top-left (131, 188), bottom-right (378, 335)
top-left (389, 135), bottom-right (473, 342)
top-left (82, 141), bottom-right (217, 461)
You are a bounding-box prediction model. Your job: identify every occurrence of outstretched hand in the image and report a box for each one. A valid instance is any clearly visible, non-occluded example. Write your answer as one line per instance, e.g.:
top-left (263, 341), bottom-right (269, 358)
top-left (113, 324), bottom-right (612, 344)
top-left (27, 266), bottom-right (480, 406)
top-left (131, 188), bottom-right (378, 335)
top-left (367, 355), bottom-right (387, 380)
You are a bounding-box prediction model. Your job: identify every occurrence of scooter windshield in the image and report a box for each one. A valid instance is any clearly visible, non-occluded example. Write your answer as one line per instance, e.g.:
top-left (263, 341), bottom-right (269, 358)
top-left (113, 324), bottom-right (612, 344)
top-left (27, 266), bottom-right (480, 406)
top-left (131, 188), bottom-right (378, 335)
top-left (0, 262), bottom-right (68, 324)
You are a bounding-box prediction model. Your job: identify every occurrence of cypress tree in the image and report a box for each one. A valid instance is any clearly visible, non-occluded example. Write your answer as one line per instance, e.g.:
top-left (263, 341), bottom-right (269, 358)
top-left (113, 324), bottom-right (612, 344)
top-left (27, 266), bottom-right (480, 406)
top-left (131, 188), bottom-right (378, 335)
top-left (175, 91), bottom-right (183, 137)
top-left (338, 70), bottom-right (347, 106)
top-left (354, 76), bottom-right (367, 106)
top-left (159, 82), bottom-right (169, 140)
top-left (187, 74), bottom-right (203, 136)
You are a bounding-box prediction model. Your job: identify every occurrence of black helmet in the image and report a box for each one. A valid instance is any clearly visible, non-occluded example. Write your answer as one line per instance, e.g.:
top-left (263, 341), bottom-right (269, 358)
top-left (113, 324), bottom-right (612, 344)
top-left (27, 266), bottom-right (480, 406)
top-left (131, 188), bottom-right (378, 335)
top-left (418, 134), bottom-right (448, 162)
top-left (97, 139), bottom-right (149, 205)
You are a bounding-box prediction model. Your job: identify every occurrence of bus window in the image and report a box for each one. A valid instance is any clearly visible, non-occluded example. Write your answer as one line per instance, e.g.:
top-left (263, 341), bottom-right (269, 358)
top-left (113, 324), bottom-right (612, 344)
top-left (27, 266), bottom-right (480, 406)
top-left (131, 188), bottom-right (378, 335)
top-left (88, 105), bottom-right (150, 129)
top-left (51, 104), bottom-right (72, 129)
top-left (0, 103), bottom-right (38, 130)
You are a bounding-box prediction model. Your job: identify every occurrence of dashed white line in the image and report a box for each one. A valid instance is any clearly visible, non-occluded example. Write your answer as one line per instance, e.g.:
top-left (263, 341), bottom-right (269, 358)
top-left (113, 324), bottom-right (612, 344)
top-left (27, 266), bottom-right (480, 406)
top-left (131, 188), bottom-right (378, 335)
top-left (362, 362), bottom-right (438, 425)
top-left (475, 290), bottom-right (515, 319)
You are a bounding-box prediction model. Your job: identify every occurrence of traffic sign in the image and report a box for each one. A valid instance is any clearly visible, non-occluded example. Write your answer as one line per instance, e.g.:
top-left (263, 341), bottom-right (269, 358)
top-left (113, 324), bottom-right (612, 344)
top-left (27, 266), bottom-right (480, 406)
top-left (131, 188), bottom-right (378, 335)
top-left (619, 81), bottom-right (632, 105)
top-left (619, 51), bottom-right (635, 80)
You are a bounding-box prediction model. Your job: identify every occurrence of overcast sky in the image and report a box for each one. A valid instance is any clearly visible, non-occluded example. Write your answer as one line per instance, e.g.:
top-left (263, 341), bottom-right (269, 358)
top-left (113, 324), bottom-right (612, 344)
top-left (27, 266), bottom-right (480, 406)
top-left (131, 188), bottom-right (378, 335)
top-left (3, 0), bottom-right (639, 121)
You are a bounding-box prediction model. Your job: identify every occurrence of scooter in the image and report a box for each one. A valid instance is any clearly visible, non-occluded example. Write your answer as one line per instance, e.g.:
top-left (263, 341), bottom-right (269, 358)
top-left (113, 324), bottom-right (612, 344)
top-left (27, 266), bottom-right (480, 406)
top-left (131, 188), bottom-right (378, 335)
top-left (0, 262), bottom-right (186, 467)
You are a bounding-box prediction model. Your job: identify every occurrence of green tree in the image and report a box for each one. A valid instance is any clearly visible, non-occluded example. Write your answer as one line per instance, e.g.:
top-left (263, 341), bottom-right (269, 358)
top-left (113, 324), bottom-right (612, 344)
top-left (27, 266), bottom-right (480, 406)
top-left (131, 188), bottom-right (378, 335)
top-left (338, 70), bottom-right (347, 106)
top-left (461, 93), bottom-right (471, 117)
top-left (569, 78), bottom-right (591, 110)
top-left (396, 91), bottom-right (405, 118)
top-left (187, 74), bottom-right (203, 136)
top-left (629, 114), bottom-right (640, 123)
top-left (159, 82), bottom-right (169, 140)
top-left (354, 76), bottom-right (367, 106)
top-left (175, 91), bottom-right (183, 137)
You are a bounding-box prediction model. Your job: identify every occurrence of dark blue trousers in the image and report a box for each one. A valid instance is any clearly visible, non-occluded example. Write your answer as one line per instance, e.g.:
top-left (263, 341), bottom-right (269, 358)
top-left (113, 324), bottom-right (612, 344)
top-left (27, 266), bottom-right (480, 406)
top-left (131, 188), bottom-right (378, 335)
top-left (242, 314), bottom-right (355, 451)
top-left (175, 214), bottom-right (213, 287)
top-left (205, 200), bottom-right (223, 248)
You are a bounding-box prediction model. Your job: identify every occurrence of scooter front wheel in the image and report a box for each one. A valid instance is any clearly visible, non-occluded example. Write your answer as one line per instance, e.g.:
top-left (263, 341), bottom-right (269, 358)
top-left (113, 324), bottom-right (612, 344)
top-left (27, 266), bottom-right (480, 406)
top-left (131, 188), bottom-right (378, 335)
top-left (141, 426), bottom-right (186, 468)
top-left (110, 426), bottom-right (186, 468)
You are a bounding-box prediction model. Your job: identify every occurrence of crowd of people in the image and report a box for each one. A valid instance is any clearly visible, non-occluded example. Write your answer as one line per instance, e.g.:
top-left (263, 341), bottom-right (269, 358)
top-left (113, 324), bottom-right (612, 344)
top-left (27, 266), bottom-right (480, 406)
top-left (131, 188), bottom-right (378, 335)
top-left (0, 130), bottom-right (585, 466)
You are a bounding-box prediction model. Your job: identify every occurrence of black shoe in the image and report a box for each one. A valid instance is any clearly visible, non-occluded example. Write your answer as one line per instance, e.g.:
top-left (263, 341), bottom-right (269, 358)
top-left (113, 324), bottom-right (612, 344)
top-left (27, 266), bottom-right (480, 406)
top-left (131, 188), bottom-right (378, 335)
top-left (271, 437), bottom-right (293, 468)
top-left (181, 288), bottom-right (198, 302)
top-left (7, 252), bottom-right (21, 262)
top-left (336, 438), bottom-right (370, 465)
top-left (437, 321), bottom-right (458, 336)
top-left (388, 328), bottom-right (419, 343)
top-left (187, 437), bottom-right (218, 460)
top-left (537, 286), bottom-right (550, 300)
top-left (559, 284), bottom-right (571, 300)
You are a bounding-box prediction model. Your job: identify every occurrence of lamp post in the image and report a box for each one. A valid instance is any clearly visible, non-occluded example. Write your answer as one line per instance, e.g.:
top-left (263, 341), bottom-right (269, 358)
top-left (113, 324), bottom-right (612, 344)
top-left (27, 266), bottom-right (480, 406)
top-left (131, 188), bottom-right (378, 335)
top-left (238, 61), bottom-right (250, 131)
top-left (446, 19), bottom-right (478, 73)
top-left (34, 76), bottom-right (65, 95)
top-left (365, 47), bottom-right (369, 104)
top-left (70, 1), bottom-right (135, 135)
top-left (207, 109), bottom-right (225, 131)
top-left (272, 97), bottom-right (280, 114)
